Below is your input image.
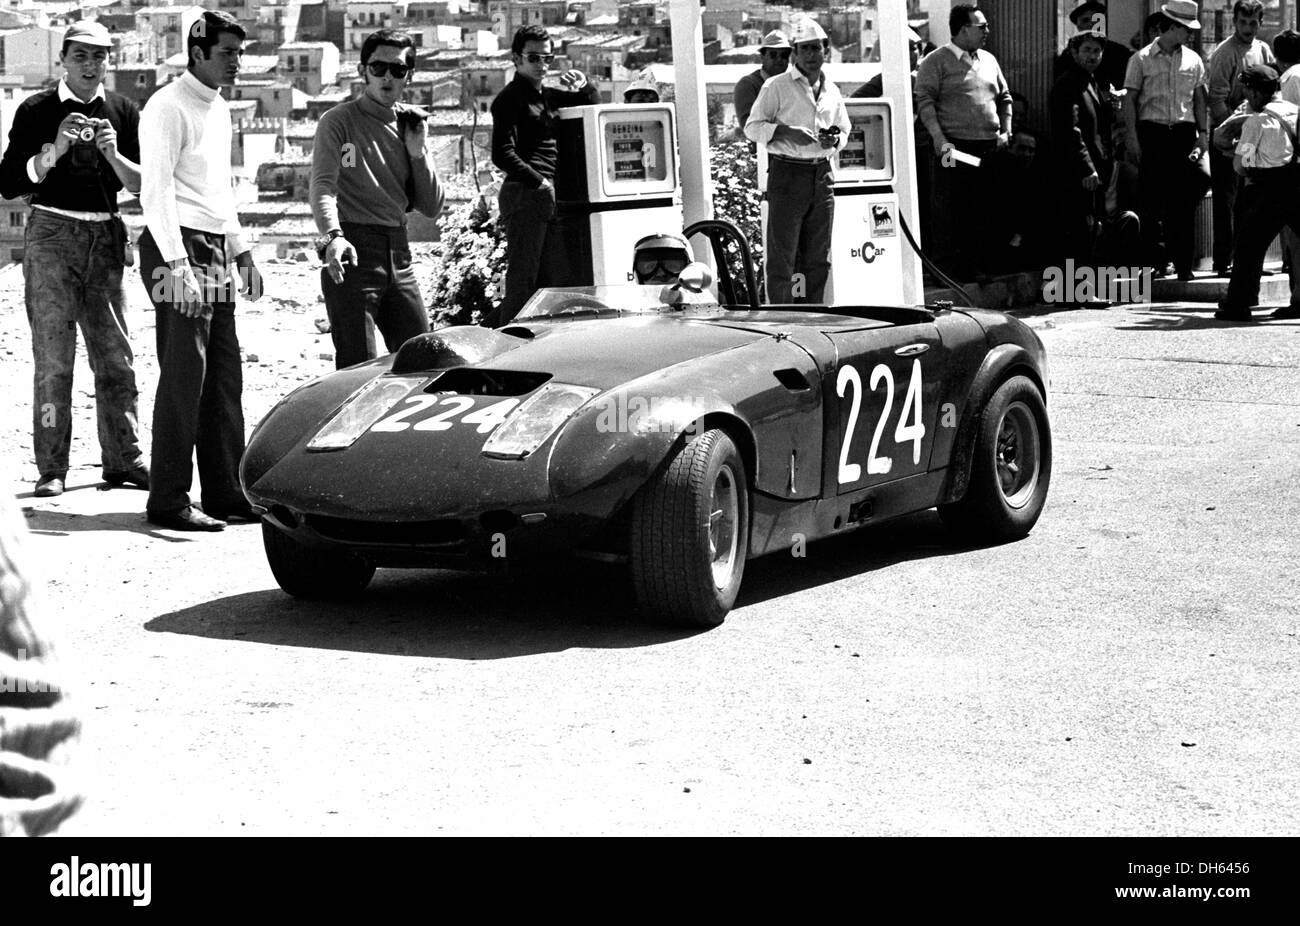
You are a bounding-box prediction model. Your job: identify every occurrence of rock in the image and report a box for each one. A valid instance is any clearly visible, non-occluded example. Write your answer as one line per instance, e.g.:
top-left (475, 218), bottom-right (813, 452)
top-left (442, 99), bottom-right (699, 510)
top-left (314, 318), bottom-right (331, 334)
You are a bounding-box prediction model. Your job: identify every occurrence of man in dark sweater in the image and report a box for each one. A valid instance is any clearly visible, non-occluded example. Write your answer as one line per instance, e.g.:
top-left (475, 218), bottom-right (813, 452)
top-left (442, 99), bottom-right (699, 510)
top-left (485, 25), bottom-right (598, 327)
top-left (0, 21), bottom-right (147, 499)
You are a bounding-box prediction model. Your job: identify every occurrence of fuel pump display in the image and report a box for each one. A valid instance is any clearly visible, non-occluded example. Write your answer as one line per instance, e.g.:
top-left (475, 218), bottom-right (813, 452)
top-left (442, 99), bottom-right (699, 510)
top-left (826, 99), bottom-right (906, 306)
top-left (554, 104), bottom-right (684, 285)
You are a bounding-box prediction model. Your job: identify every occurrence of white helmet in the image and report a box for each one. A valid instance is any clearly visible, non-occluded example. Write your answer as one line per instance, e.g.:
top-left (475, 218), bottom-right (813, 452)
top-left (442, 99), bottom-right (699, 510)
top-left (788, 17), bottom-right (828, 46)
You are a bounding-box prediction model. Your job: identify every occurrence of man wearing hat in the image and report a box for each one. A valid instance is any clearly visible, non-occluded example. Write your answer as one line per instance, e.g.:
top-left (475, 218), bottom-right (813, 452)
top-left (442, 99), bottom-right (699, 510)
top-left (733, 30), bottom-right (790, 135)
top-left (1122, 1), bottom-right (1211, 281)
top-left (0, 20), bottom-right (148, 500)
top-left (1055, 2), bottom-right (1132, 96)
top-left (1212, 64), bottom-right (1300, 320)
top-left (1207, 2), bottom-right (1274, 277)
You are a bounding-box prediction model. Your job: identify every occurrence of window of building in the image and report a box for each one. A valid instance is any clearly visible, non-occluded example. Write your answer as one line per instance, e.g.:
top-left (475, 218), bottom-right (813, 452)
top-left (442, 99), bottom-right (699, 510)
top-left (9, 211), bottom-right (24, 228)
top-left (285, 58), bottom-right (294, 71)
top-left (136, 73), bottom-right (148, 86)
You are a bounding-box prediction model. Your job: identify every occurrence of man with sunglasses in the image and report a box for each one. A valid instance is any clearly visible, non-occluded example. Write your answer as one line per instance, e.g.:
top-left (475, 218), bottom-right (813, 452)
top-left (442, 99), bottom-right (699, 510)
top-left (310, 29), bottom-right (443, 370)
top-left (745, 17), bottom-right (849, 304)
top-left (733, 30), bottom-right (791, 138)
top-left (485, 25), bottom-right (598, 327)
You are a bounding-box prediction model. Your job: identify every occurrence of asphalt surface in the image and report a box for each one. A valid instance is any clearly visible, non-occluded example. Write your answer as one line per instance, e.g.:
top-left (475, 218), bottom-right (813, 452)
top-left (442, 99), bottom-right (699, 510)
top-left (7, 299), bottom-right (1298, 836)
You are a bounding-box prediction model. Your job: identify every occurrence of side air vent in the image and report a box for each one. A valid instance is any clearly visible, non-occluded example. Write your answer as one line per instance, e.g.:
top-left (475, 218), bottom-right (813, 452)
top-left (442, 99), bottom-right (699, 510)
top-left (773, 368), bottom-right (812, 391)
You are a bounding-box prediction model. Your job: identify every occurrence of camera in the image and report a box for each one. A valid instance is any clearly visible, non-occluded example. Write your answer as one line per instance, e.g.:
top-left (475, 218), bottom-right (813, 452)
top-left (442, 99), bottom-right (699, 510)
top-left (68, 117), bottom-right (107, 173)
top-left (77, 125), bottom-right (97, 143)
top-left (818, 125), bottom-right (841, 138)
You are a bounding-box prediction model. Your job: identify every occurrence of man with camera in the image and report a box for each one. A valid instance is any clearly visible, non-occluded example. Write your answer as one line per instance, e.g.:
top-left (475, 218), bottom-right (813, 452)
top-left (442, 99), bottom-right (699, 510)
top-left (310, 29), bottom-right (443, 369)
top-left (0, 20), bottom-right (147, 499)
top-left (744, 17), bottom-right (849, 304)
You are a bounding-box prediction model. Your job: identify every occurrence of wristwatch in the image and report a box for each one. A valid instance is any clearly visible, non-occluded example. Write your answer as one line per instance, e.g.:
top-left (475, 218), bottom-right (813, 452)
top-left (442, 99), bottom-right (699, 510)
top-left (315, 228), bottom-right (344, 252)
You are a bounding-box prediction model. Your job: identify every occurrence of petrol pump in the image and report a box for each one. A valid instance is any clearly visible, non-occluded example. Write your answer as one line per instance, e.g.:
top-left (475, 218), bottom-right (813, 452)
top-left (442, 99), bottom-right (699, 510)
top-left (552, 103), bottom-right (685, 284)
top-left (825, 98), bottom-right (905, 305)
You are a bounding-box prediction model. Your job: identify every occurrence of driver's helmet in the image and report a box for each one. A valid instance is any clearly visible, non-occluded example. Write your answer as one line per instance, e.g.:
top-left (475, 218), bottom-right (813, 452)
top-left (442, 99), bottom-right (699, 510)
top-left (633, 232), bottom-right (692, 284)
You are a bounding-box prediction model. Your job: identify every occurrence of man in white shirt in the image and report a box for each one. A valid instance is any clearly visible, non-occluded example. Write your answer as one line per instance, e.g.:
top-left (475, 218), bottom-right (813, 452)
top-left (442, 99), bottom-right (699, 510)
top-left (1272, 28), bottom-right (1300, 319)
top-left (745, 17), bottom-right (849, 303)
top-left (138, 11), bottom-right (263, 532)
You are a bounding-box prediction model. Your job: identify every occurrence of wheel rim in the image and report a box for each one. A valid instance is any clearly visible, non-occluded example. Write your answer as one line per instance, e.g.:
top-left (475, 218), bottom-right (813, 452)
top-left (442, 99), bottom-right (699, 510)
top-left (995, 401), bottom-right (1041, 509)
top-left (708, 464), bottom-right (740, 590)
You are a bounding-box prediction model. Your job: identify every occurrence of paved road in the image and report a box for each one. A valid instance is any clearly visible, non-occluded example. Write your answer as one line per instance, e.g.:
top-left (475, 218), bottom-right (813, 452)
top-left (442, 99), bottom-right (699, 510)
top-left (11, 301), bottom-right (1299, 836)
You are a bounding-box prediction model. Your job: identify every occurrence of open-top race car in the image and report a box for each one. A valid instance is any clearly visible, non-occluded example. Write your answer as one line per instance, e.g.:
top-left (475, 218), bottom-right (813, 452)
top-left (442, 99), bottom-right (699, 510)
top-left (241, 220), bottom-right (1050, 627)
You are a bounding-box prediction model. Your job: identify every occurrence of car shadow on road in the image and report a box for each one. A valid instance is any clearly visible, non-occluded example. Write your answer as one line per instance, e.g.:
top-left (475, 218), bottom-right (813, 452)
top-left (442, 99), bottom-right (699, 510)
top-left (144, 561), bottom-right (702, 659)
top-left (736, 509), bottom-right (1006, 608)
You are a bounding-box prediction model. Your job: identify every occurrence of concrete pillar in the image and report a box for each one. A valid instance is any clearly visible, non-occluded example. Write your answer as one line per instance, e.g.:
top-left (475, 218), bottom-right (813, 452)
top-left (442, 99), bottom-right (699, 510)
top-left (669, 0), bottom-right (712, 228)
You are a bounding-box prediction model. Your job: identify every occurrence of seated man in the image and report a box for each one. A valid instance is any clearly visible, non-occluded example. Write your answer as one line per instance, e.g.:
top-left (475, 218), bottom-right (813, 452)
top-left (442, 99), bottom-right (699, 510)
top-left (632, 232), bottom-right (692, 284)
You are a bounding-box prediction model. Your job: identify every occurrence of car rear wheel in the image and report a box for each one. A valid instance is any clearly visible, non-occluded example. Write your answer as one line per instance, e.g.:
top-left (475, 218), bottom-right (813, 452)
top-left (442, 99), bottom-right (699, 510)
top-left (939, 375), bottom-right (1051, 542)
top-left (630, 429), bottom-right (749, 628)
top-left (262, 522), bottom-right (375, 599)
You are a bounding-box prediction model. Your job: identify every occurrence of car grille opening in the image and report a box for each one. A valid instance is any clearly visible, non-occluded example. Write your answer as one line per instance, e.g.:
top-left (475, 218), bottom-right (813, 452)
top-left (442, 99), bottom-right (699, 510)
top-left (305, 515), bottom-right (466, 546)
top-left (425, 369), bottom-right (551, 396)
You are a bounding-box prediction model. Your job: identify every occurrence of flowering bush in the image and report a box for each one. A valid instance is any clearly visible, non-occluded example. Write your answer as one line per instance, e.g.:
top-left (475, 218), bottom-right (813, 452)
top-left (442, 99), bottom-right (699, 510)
top-left (426, 139), bottom-right (767, 324)
top-left (427, 194), bottom-right (504, 327)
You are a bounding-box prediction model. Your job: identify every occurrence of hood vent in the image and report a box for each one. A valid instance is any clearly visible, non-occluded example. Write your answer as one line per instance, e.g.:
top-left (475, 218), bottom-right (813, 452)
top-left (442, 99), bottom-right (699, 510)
top-left (425, 369), bottom-right (551, 396)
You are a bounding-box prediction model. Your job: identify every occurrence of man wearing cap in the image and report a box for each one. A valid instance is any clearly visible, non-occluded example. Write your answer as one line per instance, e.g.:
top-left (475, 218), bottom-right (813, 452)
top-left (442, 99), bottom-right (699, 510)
top-left (1123, 1), bottom-right (1211, 281)
top-left (914, 3), bottom-right (1013, 281)
top-left (0, 21), bottom-right (147, 500)
top-left (734, 31), bottom-right (791, 136)
top-left (1055, 2), bottom-right (1132, 94)
top-left (1206, 1), bottom-right (1274, 276)
top-left (1212, 64), bottom-right (1300, 320)
top-left (624, 79), bottom-right (659, 104)
top-left (745, 17), bottom-right (850, 304)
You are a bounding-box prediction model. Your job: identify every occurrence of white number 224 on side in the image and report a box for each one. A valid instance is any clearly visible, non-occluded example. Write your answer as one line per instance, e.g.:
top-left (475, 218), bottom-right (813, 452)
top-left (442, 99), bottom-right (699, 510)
top-left (835, 360), bottom-right (925, 484)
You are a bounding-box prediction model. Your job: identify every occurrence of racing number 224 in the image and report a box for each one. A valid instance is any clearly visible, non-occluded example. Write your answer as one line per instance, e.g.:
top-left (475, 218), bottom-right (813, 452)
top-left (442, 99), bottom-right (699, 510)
top-left (836, 360), bottom-right (924, 484)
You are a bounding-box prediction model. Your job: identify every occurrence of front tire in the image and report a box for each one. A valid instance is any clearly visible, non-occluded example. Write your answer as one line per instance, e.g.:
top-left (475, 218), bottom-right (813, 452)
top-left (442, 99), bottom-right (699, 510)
top-left (939, 375), bottom-right (1051, 542)
top-left (630, 429), bottom-right (749, 628)
top-left (262, 522), bottom-right (375, 599)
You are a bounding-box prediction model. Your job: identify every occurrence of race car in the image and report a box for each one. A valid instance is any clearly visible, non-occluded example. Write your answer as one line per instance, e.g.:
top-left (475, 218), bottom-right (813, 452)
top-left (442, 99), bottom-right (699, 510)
top-left (241, 220), bottom-right (1051, 628)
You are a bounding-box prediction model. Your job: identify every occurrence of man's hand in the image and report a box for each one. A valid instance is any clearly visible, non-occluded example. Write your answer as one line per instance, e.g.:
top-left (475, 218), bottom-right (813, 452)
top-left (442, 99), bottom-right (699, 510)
top-left (94, 120), bottom-right (118, 160)
top-left (43, 113), bottom-right (86, 167)
top-left (402, 117), bottom-right (428, 160)
top-left (778, 124), bottom-right (820, 146)
top-left (235, 251), bottom-right (263, 302)
top-left (323, 236), bottom-right (356, 285)
top-left (158, 262), bottom-right (205, 318)
top-left (1083, 171), bottom-right (1101, 191)
top-left (558, 69), bottom-right (588, 91)
top-left (933, 133), bottom-right (952, 157)
top-left (995, 130), bottom-right (1011, 150)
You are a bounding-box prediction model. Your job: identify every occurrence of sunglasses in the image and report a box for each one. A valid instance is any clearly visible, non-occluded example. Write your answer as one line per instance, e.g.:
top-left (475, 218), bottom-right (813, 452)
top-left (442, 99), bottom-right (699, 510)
top-left (523, 53), bottom-right (555, 64)
top-left (366, 61), bottom-right (410, 78)
top-left (636, 255), bottom-right (689, 277)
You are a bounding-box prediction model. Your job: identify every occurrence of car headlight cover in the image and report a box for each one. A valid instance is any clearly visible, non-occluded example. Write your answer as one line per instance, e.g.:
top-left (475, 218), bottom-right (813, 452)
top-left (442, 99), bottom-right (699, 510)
top-left (481, 382), bottom-right (599, 459)
top-left (306, 376), bottom-right (423, 451)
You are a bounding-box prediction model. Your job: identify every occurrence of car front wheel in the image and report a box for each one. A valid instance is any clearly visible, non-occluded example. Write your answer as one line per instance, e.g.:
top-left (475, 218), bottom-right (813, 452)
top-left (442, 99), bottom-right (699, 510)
top-left (939, 375), bottom-right (1051, 542)
top-left (262, 522), bottom-right (376, 599)
top-left (630, 429), bottom-right (749, 628)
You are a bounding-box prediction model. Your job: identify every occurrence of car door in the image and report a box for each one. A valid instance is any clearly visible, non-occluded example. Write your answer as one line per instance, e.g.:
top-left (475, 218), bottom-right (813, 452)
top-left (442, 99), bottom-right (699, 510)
top-left (820, 320), bottom-right (947, 495)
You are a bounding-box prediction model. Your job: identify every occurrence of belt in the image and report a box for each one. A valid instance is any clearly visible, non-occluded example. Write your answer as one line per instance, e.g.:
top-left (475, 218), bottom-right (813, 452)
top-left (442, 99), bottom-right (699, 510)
top-left (769, 153), bottom-right (832, 166)
top-left (1137, 120), bottom-right (1196, 130)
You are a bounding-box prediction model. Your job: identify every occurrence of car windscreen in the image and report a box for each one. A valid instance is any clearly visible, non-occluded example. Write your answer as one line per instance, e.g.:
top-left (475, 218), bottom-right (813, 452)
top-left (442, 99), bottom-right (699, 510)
top-left (515, 285), bottom-right (687, 320)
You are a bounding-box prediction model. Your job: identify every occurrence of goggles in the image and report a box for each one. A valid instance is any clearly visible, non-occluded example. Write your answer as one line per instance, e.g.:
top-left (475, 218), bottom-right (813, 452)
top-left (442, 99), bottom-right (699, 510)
top-left (366, 61), bottom-right (410, 79)
top-left (635, 254), bottom-right (689, 278)
top-left (523, 53), bottom-right (556, 64)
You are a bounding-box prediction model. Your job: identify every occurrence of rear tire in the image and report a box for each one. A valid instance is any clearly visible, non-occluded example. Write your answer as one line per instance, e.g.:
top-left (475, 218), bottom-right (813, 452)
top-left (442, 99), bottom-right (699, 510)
top-left (939, 375), bottom-right (1051, 542)
top-left (262, 522), bottom-right (375, 599)
top-left (630, 429), bottom-right (749, 628)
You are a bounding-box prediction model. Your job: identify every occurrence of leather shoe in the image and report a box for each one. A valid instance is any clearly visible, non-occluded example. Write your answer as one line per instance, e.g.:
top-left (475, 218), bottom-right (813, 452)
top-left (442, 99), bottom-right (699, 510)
top-left (207, 504), bottom-right (259, 524)
top-left (147, 506), bottom-right (226, 532)
top-left (35, 475), bottom-right (64, 497)
top-left (1270, 305), bottom-right (1300, 319)
top-left (1213, 306), bottom-right (1254, 322)
top-left (103, 462), bottom-right (150, 489)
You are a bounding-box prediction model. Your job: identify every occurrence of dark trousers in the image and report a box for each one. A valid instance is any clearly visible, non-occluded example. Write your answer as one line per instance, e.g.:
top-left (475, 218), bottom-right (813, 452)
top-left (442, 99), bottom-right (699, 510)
top-left (320, 222), bottom-right (427, 370)
top-left (1055, 162), bottom-right (1111, 265)
top-left (1222, 166), bottom-right (1300, 311)
top-left (22, 209), bottom-right (142, 479)
top-left (489, 180), bottom-right (567, 327)
top-left (1136, 121), bottom-right (1211, 275)
top-left (764, 156), bottom-right (834, 303)
top-left (138, 228), bottom-right (246, 517)
top-left (929, 137), bottom-right (999, 280)
top-left (1209, 146), bottom-right (1239, 272)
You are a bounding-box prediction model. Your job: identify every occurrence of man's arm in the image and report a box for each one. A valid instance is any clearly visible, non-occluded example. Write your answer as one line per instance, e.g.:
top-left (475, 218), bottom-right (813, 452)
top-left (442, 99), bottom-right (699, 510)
top-left (97, 102), bottom-right (141, 194)
top-left (994, 64), bottom-right (1013, 137)
top-left (913, 55), bottom-right (948, 153)
top-left (0, 102), bottom-right (42, 200)
top-left (1193, 83), bottom-right (1209, 155)
top-left (1206, 43), bottom-right (1234, 127)
top-left (404, 118), bottom-right (445, 219)
top-left (1123, 53), bottom-right (1144, 164)
top-left (1050, 80), bottom-right (1096, 180)
top-left (734, 76), bottom-right (759, 129)
top-left (139, 96), bottom-right (203, 315)
top-left (309, 110), bottom-right (346, 235)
